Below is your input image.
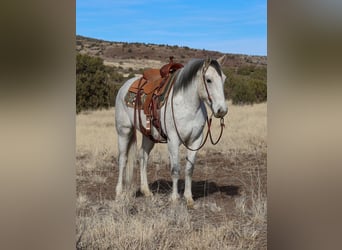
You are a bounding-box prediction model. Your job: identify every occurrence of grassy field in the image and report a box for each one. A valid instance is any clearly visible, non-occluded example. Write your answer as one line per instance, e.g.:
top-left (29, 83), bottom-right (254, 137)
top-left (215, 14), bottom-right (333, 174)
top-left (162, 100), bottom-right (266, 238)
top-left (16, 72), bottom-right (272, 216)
top-left (76, 102), bottom-right (267, 249)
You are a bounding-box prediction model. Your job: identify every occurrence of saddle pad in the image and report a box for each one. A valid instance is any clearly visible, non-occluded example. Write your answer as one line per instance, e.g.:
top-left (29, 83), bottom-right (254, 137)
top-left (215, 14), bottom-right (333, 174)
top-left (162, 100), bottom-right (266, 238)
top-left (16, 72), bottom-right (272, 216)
top-left (125, 91), bottom-right (146, 109)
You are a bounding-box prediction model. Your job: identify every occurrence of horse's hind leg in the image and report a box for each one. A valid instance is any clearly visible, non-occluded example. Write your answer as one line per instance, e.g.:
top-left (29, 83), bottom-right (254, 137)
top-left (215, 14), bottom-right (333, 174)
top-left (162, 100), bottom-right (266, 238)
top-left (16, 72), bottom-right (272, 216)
top-left (139, 135), bottom-right (154, 196)
top-left (115, 127), bottom-right (133, 198)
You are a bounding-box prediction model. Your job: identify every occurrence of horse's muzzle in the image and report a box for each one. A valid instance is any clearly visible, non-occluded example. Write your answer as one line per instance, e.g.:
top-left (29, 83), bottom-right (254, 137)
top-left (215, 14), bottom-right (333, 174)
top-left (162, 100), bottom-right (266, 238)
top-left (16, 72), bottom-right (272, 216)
top-left (213, 107), bottom-right (228, 118)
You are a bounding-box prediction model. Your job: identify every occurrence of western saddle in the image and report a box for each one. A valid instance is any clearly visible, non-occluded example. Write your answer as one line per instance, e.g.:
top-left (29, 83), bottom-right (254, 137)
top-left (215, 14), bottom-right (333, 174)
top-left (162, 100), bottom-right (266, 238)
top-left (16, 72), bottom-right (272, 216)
top-left (125, 57), bottom-right (183, 142)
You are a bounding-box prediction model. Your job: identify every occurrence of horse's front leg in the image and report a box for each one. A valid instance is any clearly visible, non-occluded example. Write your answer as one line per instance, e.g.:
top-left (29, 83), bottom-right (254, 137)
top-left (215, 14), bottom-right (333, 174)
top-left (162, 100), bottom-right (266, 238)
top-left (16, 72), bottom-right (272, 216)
top-left (184, 135), bottom-right (203, 208)
top-left (168, 140), bottom-right (180, 202)
top-left (184, 137), bottom-right (202, 208)
top-left (184, 150), bottom-right (197, 208)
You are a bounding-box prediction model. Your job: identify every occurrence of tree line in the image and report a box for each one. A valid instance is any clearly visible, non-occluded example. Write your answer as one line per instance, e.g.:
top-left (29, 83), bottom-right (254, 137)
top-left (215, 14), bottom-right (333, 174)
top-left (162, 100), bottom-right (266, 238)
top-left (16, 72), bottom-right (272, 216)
top-left (76, 53), bottom-right (267, 113)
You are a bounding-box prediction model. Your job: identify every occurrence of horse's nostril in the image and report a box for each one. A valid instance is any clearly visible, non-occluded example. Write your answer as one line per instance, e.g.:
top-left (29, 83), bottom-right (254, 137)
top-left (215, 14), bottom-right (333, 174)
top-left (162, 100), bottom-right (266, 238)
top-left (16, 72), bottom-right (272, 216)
top-left (218, 108), bottom-right (226, 114)
top-left (216, 107), bottom-right (228, 118)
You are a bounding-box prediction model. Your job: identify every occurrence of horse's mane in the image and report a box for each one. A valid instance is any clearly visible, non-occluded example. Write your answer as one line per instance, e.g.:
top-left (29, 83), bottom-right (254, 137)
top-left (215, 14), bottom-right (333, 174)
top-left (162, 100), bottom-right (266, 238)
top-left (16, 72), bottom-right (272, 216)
top-left (173, 58), bottom-right (222, 94)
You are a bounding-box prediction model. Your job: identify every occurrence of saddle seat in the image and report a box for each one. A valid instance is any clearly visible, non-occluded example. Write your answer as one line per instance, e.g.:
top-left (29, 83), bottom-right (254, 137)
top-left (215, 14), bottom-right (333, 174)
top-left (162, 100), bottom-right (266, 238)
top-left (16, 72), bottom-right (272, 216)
top-left (128, 60), bottom-right (183, 96)
top-left (127, 58), bottom-right (183, 114)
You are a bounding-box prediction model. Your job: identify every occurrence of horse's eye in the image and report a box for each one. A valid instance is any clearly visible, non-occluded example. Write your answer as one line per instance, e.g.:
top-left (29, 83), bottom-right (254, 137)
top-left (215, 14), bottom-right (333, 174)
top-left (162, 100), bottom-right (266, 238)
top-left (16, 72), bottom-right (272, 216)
top-left (206, 79), bottom-right (212, 83)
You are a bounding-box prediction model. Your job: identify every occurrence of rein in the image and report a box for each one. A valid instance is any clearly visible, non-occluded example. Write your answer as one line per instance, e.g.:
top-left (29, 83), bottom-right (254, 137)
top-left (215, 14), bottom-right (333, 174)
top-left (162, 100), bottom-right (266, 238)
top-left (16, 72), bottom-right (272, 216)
top-left (169, 59), bottom-right (225, 151)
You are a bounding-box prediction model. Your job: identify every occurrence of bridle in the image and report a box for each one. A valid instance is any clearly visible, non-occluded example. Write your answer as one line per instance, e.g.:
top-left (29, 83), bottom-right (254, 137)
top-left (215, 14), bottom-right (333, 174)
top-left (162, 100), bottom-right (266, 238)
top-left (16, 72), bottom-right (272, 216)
top-left (167, 58), bottom-right (226, 151)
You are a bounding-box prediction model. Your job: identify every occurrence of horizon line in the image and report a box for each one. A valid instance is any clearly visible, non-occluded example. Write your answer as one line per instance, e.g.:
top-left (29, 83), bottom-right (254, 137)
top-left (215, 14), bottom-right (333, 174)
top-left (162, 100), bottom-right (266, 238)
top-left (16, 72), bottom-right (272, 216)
top-left (76, 34), bottom-right (267, 57)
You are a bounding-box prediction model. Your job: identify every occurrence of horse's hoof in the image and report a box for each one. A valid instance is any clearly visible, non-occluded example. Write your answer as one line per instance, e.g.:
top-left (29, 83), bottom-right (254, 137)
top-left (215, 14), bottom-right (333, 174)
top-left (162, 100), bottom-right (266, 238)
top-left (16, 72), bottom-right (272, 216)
top-left (115, 193), bottom-right (123, 202)
top-left (170, 193), bottom-right (180, 203)
top-left (116, 185), bottom-right (123, 196)
top-left (115, 191), bottom-right (122, 199)
top-left (142, 189), bottom-right (153, 197)
top-left (186, 199), bottom-right (195, 209)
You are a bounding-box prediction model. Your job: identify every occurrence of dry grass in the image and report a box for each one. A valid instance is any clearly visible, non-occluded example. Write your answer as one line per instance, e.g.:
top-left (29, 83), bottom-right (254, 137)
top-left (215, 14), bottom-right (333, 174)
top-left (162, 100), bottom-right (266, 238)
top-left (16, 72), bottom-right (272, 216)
top-left (104, 58), bottom-right (164, 71)
top-left (76, 101), bottom-right (267, 249)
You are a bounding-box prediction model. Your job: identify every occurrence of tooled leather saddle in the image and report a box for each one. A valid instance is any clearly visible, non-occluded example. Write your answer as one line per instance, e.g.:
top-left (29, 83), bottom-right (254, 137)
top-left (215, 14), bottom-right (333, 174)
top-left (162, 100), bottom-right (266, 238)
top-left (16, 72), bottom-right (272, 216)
top-left (125, 57), bottom-right (183, 142)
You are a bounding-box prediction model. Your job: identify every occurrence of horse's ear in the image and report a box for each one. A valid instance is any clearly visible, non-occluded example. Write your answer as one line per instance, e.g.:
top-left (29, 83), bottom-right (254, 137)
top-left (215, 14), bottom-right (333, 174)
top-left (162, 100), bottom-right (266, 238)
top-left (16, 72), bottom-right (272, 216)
top-left (216, 55), bottom-right (226, 66)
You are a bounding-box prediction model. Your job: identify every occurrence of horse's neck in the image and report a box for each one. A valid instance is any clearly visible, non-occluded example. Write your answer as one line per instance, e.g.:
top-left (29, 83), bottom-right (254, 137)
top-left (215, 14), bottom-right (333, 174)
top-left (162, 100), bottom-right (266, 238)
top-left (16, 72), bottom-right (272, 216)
top-left (174, 77), bottom-right (201, 113)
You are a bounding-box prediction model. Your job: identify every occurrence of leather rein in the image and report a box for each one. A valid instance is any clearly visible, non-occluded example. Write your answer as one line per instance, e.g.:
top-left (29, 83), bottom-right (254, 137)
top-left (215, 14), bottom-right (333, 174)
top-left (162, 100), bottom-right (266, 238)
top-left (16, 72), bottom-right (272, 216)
top-left (167, 58), bottom-right (225, 151)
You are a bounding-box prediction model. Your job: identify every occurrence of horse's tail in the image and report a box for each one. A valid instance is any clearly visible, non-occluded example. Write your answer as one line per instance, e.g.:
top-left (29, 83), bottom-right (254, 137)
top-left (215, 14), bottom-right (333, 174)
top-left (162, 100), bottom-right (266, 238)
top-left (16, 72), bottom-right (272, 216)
top-left (125, 133), bottom-right (137, 186)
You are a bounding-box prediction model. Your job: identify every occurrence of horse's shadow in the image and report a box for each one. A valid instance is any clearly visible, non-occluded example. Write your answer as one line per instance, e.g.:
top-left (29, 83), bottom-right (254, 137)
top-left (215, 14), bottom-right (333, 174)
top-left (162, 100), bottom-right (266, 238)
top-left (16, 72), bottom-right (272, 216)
top-left (136, 179), bottom-right (239, 199)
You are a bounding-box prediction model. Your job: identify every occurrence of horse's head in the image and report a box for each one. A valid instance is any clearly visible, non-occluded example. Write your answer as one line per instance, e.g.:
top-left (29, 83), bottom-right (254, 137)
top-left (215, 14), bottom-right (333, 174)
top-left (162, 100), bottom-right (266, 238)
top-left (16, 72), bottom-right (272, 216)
top-left (198, 56), bottom-right (228, 118)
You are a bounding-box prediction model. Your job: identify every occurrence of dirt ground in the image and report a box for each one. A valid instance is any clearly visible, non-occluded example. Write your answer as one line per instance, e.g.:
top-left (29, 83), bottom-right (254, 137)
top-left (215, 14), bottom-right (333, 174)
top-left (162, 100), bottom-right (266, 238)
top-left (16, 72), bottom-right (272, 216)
top-left (77, 148), bottom-right (265, 216)
top-left (76, 104), bottom-right (266, 249)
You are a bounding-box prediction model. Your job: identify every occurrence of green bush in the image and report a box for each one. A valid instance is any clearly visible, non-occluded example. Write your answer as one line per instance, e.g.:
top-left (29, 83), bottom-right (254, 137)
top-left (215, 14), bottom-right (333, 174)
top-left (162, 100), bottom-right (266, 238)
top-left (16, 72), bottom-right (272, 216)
top-left (237, 65), bottom-right (255, 75)
top-left (231, 80), bottom-right (256, 104)
top-left (249, 79), bottom-right (267, 103)
top-left (76, 54), bottom-right (110, 113)
top-left (108, 83), bottom-right (122, 107)
top-left (104, 65), bottom-right (124, 84)
top-left (223, 66), bottom-right (267, 104)
top-left (250, 67), bottom-right (267, 81)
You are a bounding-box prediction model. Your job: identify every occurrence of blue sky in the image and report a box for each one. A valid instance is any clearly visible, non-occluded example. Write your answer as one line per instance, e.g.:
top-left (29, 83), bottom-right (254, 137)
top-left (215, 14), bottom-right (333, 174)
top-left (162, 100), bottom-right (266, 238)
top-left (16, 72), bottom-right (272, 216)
top-left (76, 0), bottom-right (267, 56)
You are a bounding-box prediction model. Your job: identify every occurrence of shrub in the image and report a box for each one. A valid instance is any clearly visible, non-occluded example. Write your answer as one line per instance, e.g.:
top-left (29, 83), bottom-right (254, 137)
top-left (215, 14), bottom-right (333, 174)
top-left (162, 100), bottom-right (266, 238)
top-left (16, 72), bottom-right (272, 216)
top-left (231, 80), bottom-right (256, 104)
top-left (224, 66), bottom-right (267, 104)
top-left (249, 79), bottom-right (267, 103)
top-left (76, 54), bottom-right (110, 113)
top-left (250, 67), bottom-right (267, 81)
top-left (228, 77), bottom-right (266, 104)
top-left (127, 72), bottom-right (135, 78)
top-left (108, 83), bottom-right (122, 107)
top-left (237, 65), bottom-right (255, 75)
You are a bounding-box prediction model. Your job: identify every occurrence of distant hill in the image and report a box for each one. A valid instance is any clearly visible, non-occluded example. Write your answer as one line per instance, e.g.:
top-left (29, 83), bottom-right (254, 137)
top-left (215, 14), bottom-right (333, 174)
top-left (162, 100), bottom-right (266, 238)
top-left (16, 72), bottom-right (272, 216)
top-left (76, 35), bottom-right (267, 71)
top-left (76, 35), bottom-right (267, 111)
